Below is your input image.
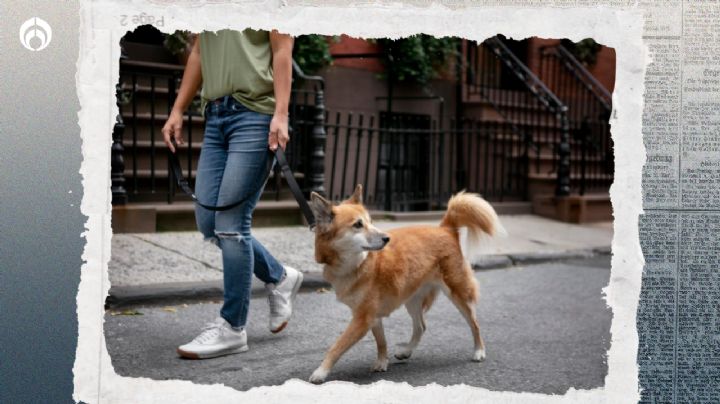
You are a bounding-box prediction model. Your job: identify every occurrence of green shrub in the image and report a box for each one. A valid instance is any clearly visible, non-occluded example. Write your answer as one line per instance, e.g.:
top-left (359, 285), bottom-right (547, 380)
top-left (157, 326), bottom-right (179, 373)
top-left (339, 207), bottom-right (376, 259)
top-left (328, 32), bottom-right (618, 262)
top-left (293, 35), bottom-right (334, 74)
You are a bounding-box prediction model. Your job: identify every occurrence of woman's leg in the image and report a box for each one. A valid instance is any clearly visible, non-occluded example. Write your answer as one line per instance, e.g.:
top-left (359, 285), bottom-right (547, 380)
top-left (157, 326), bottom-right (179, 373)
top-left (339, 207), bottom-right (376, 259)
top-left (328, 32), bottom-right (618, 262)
top-left (235, 156), bottom-right (286, 285)
top-left (213, 107), bottom-right (283, 328)
top-left (194, 128), bottom-right (283, 285)
top-left (194, 106), bottom-right (225, 247)
top-left (251, 238), bottom-right (285, 284)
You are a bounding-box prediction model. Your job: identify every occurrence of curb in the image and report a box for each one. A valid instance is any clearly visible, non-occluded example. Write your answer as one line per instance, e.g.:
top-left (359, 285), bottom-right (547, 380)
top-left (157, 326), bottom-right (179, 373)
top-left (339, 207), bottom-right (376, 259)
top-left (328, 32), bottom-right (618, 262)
top-left (105, 273), bottom-right (329, 309)
top-left (106, 247), bottom-right (611, 308)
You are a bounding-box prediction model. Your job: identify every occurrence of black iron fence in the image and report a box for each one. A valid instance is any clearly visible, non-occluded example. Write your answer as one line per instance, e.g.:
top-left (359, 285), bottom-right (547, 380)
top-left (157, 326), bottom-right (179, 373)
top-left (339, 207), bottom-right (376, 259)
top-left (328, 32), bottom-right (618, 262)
top-left (322, 112), bottom-right (529, 211)
top-left (115, 60), bottom-right (186, 203)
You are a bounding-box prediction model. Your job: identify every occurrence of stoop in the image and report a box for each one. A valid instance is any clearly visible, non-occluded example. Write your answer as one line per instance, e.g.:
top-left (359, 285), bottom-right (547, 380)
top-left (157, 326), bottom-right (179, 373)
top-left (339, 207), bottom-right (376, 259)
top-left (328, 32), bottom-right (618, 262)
top-left (532, 194), bottom-right (612, 223)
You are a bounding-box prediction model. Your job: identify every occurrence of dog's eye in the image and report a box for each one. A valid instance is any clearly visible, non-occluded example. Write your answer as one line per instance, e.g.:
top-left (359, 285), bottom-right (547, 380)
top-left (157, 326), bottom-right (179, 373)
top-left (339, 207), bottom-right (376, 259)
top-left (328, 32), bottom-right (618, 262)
top-left (353, 219), bottom-right (363, 229)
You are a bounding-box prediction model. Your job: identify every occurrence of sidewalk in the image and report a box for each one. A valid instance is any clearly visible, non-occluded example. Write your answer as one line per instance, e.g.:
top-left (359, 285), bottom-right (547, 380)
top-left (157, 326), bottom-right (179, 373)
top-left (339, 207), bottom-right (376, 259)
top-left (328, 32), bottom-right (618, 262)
top-left (106, 215), bottom-right (612, 307)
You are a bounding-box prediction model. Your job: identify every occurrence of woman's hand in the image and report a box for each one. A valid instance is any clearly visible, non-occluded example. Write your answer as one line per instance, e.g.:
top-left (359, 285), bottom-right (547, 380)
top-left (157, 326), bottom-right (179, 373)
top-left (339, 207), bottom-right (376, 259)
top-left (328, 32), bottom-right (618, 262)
top-left (162, 110), bottom-right (185, 153)
top-left (268, 113), bottom-right (289, 151)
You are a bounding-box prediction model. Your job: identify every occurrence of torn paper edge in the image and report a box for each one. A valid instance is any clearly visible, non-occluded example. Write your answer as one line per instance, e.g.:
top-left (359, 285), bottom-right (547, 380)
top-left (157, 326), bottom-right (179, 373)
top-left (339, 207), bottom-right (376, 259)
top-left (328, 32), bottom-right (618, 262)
top-left (74, 1), bottom-right (647, 403)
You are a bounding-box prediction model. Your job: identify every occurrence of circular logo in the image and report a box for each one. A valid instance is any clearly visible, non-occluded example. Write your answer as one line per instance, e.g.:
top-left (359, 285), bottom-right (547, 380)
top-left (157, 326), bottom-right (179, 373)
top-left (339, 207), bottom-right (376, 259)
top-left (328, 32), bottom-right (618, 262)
top-left (19, 17), bottom-right (52, 51)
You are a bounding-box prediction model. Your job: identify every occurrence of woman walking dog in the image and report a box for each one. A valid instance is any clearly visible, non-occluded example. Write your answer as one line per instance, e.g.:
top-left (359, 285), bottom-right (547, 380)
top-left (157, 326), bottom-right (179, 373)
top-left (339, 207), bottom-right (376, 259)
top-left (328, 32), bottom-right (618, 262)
top-left (162, 28), bottom-right (303, 359)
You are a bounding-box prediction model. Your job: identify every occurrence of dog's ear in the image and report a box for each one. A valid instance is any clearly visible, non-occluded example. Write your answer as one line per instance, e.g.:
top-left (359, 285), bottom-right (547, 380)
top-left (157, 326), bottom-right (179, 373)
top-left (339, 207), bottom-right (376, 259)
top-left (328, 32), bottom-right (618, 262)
top-left (344, 184), bottom-right (363, 205)
top-left (310, 192), bottom-right (334, 225)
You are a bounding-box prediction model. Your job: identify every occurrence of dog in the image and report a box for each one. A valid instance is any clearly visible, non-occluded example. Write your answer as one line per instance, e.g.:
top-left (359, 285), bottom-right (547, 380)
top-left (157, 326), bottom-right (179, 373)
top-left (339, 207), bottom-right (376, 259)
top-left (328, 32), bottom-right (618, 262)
top-left (307, 184), bottom-right (504, 383)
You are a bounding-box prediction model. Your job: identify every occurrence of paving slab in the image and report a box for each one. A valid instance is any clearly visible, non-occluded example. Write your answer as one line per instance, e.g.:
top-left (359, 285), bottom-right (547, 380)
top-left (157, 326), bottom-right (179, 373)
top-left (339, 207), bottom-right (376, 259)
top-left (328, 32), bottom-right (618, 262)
top-left (109, 233), bottom-right (221, 286)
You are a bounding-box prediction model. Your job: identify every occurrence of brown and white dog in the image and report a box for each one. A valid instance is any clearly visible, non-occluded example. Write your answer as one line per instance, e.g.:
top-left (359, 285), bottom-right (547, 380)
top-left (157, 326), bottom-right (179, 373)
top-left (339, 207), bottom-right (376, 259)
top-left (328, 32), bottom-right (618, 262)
top-left (307, 184), bottom-right (504, 383)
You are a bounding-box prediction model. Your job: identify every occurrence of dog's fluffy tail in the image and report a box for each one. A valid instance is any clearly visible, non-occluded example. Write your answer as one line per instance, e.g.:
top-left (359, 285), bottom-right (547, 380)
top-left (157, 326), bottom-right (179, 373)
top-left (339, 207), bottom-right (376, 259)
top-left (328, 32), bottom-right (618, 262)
top-left (440, 191), bottom-right (506, 258)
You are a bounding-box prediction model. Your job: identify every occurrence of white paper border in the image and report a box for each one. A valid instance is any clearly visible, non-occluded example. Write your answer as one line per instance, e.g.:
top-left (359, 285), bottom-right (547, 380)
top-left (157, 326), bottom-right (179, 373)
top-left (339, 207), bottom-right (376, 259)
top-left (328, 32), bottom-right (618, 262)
top-left (74, 2), bottom-right (647, 403)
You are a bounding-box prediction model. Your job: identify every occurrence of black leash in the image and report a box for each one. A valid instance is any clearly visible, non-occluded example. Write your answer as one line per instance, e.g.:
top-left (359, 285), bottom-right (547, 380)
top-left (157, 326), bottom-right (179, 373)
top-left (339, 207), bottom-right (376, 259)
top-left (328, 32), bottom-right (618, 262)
top-left (168, 138), bottom-right (316, 229)
top-left (272, 145), bottom-right (317, 230)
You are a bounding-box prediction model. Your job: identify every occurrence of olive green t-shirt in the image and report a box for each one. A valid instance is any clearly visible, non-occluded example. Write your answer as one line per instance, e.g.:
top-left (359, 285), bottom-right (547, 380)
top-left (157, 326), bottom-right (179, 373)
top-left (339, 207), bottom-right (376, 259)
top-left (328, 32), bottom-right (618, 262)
top-left (199, 28), bottom-right (275, 115)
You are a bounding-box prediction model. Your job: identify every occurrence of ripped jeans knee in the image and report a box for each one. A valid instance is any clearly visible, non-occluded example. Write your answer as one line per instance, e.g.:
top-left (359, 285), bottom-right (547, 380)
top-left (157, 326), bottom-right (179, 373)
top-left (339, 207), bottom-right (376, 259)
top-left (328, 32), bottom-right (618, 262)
top-left (200, 231), bottom-right (220, 247)
top-left (200, 226), bottom-right (253, 249)
top-left (213, 230), bottom-right (252, 246)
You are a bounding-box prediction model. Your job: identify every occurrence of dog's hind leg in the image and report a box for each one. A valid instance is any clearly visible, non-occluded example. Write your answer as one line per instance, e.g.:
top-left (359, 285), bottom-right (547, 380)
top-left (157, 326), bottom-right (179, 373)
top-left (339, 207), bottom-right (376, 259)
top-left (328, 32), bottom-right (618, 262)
top-left (370, 319), bottom-right (389, 372)
top-left (441, 260), bottom-right (486, 362)
top-left (395, 295), bottom-right (427, 360)
top-left (447, 293), bottom-right (486, 361)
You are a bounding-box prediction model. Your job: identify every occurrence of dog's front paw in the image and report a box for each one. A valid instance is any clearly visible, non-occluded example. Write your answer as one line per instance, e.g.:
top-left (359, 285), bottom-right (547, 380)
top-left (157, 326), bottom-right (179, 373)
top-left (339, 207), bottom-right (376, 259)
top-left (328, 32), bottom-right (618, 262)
top-left (473, 348), bottom-right (486, 362)
top-left (371, 357), bottom-right (389, 372)
top-left (309, 367), bottom-right (329, 384)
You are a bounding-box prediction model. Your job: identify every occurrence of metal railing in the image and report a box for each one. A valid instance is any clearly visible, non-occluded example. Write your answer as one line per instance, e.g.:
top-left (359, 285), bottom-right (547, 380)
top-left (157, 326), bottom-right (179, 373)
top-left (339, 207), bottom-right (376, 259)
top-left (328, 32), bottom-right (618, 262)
top-left (539, 44), bottom-right (613, 195)
top-left (114, 60), bottom-right (185, 204)
top-left (323, 111), bottom-right (529, 210)
top-left (462, 36), bottom-right (615, 197)
top-left (463, 37), bottom-right (571, 197)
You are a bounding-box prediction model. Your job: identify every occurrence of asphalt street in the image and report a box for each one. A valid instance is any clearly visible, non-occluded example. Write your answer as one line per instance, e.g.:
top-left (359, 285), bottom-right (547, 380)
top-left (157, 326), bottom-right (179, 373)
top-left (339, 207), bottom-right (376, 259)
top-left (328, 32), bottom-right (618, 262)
top-left (105, 256), bottom-right (611, 394)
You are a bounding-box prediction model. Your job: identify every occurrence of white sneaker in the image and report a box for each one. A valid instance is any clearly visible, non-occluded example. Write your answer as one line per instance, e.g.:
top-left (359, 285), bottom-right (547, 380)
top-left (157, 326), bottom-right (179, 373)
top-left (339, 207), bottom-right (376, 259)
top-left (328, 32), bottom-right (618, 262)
top-left (177, 317), bottom-right (248, 359)
top-left (266, 266), bottom-right (304, 333)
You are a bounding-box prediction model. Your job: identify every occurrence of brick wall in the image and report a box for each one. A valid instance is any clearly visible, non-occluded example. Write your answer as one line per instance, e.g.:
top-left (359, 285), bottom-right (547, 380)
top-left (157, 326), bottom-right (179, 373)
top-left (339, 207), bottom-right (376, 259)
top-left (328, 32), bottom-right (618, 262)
top-left (328, 35), bottom-right (385, 72)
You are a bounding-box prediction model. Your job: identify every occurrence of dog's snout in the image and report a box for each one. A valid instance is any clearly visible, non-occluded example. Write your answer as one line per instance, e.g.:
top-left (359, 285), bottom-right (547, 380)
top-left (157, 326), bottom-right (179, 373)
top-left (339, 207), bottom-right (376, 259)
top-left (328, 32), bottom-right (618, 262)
top-left (382, 235), bottom-right (390, 244)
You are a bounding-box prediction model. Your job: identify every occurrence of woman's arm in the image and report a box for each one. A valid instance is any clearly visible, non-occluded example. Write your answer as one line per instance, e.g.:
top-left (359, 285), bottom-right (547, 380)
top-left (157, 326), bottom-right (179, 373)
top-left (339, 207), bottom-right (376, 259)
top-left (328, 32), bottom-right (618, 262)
top-left (162, 36), bottom-right (202, 153)
top-left (268, 30), bottom-right (294, 151)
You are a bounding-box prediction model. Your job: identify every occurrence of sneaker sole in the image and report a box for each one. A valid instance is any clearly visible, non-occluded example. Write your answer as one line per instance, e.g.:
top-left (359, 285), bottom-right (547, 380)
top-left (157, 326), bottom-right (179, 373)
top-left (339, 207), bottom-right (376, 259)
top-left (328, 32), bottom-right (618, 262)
top-left (270, 271), bottom-right (304, 334)
top-left (270, 321), bottom-right (288, 334)
top-left (176, 344), bottom-right (249, 360)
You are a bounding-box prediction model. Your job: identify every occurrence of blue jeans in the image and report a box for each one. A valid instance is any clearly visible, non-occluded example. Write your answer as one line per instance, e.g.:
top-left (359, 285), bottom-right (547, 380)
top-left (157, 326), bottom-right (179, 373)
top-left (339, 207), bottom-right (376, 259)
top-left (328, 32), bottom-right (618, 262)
top-left (195, 95), bottom-right (285, 328)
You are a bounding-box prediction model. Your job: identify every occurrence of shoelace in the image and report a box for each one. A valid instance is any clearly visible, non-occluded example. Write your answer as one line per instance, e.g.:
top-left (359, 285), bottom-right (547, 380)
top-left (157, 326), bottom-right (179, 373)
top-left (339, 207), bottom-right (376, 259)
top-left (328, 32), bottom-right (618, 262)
top-left (193, 321), bottom-right (223, 344)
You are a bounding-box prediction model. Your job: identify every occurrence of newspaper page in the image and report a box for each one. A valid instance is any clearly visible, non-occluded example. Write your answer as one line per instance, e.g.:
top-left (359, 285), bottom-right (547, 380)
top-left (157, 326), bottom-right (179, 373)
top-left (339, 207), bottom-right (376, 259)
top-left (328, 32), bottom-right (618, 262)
top-left (637, 1), bottom-right (720, 403)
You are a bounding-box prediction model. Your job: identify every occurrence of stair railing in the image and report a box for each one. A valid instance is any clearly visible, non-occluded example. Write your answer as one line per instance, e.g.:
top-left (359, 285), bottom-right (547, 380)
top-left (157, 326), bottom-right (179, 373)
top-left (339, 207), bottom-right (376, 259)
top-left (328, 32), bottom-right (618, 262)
top-left (462, 42), bottom-right (538, 155)
top-left (482, 36), bottom-right (572, 197)
top-left (548, 45), bottom-right (612, 111)
top-left (539, 44), bottom-right (613, 195)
